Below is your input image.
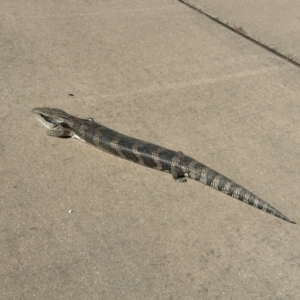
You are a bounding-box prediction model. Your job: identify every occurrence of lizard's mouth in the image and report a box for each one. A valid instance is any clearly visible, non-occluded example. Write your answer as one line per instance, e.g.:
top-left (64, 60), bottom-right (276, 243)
top-left (32, 113), bottom-right (59, 129)
top-left (40, 114), bottom-right (58, 127)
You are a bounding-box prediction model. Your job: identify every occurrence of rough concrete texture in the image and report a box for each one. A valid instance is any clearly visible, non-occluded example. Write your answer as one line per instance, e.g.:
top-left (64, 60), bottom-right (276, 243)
top-left (183, 0), bottom-right (300, 64)
top-left (1, 0), bottom-right (299, 299)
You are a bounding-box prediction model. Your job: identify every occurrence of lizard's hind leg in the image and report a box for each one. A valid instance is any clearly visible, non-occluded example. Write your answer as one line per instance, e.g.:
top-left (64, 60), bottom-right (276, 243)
top-left (171, 167), bottom-right (187, 183)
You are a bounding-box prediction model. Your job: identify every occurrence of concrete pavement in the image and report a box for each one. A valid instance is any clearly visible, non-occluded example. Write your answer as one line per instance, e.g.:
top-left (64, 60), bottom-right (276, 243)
top-left (1, 1), bottom-right (299, 299)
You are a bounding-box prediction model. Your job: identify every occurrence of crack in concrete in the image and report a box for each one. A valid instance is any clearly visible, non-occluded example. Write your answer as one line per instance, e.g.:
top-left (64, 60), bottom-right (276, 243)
top-left (178, 0), bottom-right (300, 68)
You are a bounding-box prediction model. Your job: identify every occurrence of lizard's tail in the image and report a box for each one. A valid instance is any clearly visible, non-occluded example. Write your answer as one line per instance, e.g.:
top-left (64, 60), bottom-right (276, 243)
top-left (188, 166), bottom-right (296, 224)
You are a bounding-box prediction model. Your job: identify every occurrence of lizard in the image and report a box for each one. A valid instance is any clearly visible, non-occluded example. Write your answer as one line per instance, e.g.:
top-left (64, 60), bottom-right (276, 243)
top-left (31, 107), bottom-right (296, 224)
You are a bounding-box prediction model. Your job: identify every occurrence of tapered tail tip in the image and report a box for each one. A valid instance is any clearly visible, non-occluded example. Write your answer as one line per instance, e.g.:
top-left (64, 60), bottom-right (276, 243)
top-left (283, 216), bottom-right (296, 224)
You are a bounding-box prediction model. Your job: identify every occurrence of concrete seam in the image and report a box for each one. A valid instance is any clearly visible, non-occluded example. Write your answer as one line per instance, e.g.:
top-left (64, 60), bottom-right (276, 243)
top-left (177, 0), bottom-right (300, 68)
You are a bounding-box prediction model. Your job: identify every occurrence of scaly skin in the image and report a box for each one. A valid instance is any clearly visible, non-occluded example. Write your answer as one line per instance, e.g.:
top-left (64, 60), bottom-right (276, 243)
top-left (32, 107), bottom-right (296, 224)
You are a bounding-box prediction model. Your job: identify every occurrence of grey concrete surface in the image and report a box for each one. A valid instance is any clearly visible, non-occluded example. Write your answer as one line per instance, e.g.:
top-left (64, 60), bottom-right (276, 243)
top-left (1, 0), bottom-right (300, 299)
top-left (182, 0), bottom-right (300, 64)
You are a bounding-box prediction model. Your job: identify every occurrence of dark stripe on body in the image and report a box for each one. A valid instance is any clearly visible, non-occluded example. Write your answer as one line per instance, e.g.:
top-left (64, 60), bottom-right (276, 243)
top-left (135, 143), bottom-right (161, 168)
top-left (227, 183), bottom-right (238, 197)
top-left (157, 149), bottom-right (180, 172)
top-left (238, 188), bottom-right (247, 201)
top-left (80, 124), bottom-right (121, 157)
top-left (116, 136), bottom-right (142, 163)
top-left (247, 194), bottom-right (256, 206)
top-left (217, 177), bottom-right (228, 191)
top-left (206, 170), bottom-right (218, 186)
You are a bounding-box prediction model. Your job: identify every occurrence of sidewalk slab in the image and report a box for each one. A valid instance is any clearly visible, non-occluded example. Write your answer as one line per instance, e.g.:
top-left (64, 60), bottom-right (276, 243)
top-left (1, 0), bottom-right (300, 299)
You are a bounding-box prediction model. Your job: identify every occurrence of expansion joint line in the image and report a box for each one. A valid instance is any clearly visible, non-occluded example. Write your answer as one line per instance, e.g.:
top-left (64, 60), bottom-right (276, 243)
top-left (177, 0), bottom-right (300, 68)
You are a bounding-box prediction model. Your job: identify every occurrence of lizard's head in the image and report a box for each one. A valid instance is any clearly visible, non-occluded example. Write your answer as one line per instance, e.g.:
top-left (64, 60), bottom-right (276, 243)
top-left (31, 107), bottom-right (67, 129)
